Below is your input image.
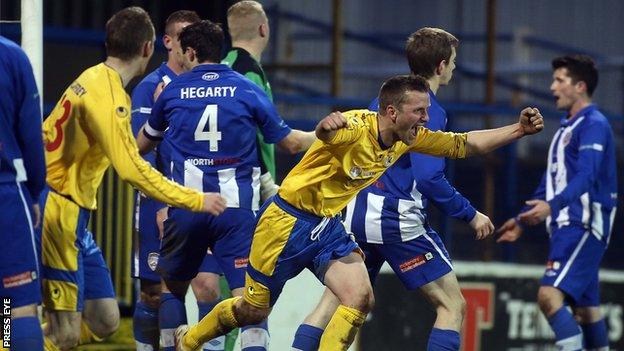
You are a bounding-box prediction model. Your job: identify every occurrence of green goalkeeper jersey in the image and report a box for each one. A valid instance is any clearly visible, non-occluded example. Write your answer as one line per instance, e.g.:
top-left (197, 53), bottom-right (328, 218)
top-left (222, 47), bottom-right (276, 179)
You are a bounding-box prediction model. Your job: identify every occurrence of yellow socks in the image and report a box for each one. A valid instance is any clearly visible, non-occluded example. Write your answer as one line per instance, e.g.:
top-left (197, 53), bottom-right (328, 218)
top-left (319, 305), bottom-right (367, 351)
top-left (79, 321), bottom-right (104, 344)
top-left (43, 336), bottom-right (60, 351)
top-left (183, 297), bottom-right (241, 350)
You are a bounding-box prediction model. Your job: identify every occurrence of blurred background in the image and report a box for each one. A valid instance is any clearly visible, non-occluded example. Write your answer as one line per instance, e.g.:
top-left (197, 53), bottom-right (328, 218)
top-left (1, 1), bottom-right (623, 350)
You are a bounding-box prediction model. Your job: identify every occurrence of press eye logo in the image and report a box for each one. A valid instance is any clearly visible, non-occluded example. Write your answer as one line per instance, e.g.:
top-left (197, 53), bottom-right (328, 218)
top-left (2, 297), bottom-right (10, 348)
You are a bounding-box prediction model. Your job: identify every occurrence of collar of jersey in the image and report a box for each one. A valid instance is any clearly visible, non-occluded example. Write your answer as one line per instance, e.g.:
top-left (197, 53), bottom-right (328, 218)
top-left (192, 63), bottom-right (231, 72)
top-left (158, 62), bottom-right (178, 79)
top-left (560, 104), bottom-right (596, 126)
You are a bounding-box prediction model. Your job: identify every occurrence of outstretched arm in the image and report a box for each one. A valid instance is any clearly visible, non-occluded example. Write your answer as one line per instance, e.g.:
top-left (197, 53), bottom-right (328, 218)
top-left (466, 107), bottom-right (544, 156)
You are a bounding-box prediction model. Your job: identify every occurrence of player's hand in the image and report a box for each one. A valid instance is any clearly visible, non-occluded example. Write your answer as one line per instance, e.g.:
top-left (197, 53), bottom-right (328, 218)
top-left (153, 82), bottom-right (165, 102)
top-left (496, 218), bottom-right (524, 243)
top-left (517, 199), bottom-right (551, 226)
top-left (469, 211), bottom-right (495, 240)
top-left (518, 107), bottom-right (544, 136)
top-left (156, 207), bottom-right (168, 240)
top-left (202, 192), bottom-right (227, 216)
top-left (31, 204), bottom-right (41, 229)
top-left (317, 112), bottom-right (348, 132)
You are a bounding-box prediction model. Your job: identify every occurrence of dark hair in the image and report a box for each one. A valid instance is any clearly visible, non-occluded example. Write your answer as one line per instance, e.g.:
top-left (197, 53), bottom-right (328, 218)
top-left (105, 6), bottom-right (155, 60)
top-left (406, 27), bottom-right (459, 79)
top-left (165, 10), bottom-right (201, 36)
top-left (552, 54), bottom-right (598, 96)
top-left (379, 75), bottom-right (430, 113)
top-left (179, 20), bottom-right (224, 63)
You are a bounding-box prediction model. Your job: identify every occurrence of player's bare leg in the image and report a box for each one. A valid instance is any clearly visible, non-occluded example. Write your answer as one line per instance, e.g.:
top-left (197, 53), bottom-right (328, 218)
top-left (419, 272), bottom-right (466, 331)
top-left (319, 252), bottom-right (374, 351)
top-left (44, 310), bottom-right (81, 350)
top-left (81, 297), bottom-right (120, 343)
top-left (302, 288), bottom-right (341, 329)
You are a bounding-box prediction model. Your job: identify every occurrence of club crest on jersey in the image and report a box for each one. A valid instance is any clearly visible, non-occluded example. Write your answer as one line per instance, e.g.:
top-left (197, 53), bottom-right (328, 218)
top-left (349, 166), bottom-right (374, 179)
top-left (562, 131), bottom-right (572, 146)
top-left (115, 106), bottom-right (129, 118)
top-left (147, 252), bottom-right (159, 271)
top-left (383, 155), bottom-right (394, 167)
top-left (202, 72), bottom-right (220, 81)
top-left (545, 260), bottom-right (560, 277)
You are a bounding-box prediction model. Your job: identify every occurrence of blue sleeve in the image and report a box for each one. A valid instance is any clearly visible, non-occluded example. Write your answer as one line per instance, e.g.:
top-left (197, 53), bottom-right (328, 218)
top-left (547, 120), bottom-right (610, 212)
top-left (248, 83), bottom-right (291, 143)
top-left (368, 97), bottom-right (379, 112)
top-left (15, 50), bottom-right (45, 201)
top-left (131, 81), bottom-right (156, 138)
top-left (411, 152), bottom-right (477, 222)
top-left (146, 87), bottom-right (169, 136)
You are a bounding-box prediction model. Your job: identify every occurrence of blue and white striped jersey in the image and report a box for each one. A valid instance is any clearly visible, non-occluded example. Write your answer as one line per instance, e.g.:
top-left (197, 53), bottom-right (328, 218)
top-left (532, 104), bottom-right (617, 243)
top-left (0, 36), bottom-right (45, 202)
top-left (344, 91), bottom-right (476, 244)
top-left (145, 63), bottom-right (291, 210)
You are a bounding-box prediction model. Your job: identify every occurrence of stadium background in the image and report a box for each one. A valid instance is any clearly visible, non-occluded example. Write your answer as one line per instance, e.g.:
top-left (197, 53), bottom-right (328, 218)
top-left (1, 0), bottom-right (623, 350)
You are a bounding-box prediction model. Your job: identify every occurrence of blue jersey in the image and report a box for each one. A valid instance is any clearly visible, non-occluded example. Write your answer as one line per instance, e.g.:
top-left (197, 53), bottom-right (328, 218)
top-left (0, 36), bottom-right (45, 201)
top-left (345, 92), bottom-right (475, 244)
top-left (131, 62), bottom-right (177, 174)
top-left (146, 63), bottom-right (291, 210)
top-left (530, 104), bottom-right (617, 243)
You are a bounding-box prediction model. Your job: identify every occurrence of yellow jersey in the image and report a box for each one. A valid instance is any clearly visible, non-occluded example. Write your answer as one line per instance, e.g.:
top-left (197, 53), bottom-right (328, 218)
top-left (279, 109), bottom-right (467, 217)
top-left (43, 63), bottom-right (203, 211)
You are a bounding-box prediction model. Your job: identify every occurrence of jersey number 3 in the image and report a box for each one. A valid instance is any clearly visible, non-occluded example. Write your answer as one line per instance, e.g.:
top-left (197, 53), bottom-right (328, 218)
top-left (194, 104), bottom-right (222, 152)
top-left (46, 96), bottom-right (72, 152)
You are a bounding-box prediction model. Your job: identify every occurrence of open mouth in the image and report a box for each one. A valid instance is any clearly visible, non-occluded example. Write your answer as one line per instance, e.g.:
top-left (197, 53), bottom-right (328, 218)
top-left (410, 125), bottom-right (418, 137)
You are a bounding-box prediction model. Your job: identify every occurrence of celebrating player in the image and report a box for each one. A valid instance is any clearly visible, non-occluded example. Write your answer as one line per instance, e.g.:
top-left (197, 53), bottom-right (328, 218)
top-left (40, 7), bottom-right (225, 351)
top-left (498, 54), bottom-right (617, 351)
top-left (176, 74), bottom-right (544, 351)
top-left (0, 35), bottom-right (45, 351)
top-left (136, 20), bottom-right (315, 351)
top-left (292, 27), bottom-right (495, 351)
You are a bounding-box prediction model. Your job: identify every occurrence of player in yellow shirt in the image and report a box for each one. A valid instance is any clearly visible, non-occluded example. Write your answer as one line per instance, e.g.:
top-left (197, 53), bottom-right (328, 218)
top-left (177, 75), bottom-right (544, 351)
top-left (40, 7), bottom-right (226, 351)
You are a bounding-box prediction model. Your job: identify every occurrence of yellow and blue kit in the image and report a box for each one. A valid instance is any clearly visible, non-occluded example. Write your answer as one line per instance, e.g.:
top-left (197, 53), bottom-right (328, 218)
top-left (244, 109), bottom-right (467, 308)
top-left (41, 63), bottom-right (205, 311)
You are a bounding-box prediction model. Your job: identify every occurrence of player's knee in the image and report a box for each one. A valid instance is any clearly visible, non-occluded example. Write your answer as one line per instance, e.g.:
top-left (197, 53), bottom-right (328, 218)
top-left (192, 277), bottom-right (221, 302)
top-left (350, 286), bottom-right (375, 313)
top-left (91, 307), bottom-right (120, 338)
top-left (55, 327), bottom-right (81, 349)
top-left (537, 287), bottom-right (563, 316)
top-left (236, 302), bottom-right (269, 326)
top-left (140, 289), bottom-right (161, 310)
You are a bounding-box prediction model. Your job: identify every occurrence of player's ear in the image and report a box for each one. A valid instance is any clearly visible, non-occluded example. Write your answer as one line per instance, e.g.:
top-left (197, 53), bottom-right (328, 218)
top-left (142, 40), bottom-right (154, 58)
top-left (163, 34), bottom-right (173, 51)
top-left (259, 23), bottom-right (268, 38)
top-left (575, 80), bottom-right (588, 95)
top-left (435, 60), bottom-right (445, 76)
top-left (386, 105), bottom-right (398, 122)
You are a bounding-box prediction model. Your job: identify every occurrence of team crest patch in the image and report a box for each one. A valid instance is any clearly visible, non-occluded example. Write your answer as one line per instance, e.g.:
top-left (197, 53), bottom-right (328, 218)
top-left (147, 252), bottom-right (160, 271)
top-left (235, 258), bottom-right (249, 269)
top-left (399, 253), bottom-right (433, 273)
top-left (562, 131), bottom-right (572, 146)
top-left (383, 154), bottom-right (394, 167)
top-left (545, 260), bottom-right (560, 277)
top-left (115, 106), bottom-right (129, 118)
top-left (350, 166), bottom-right (362, 178)
top-left (2, 271), bottom-right (37, 288)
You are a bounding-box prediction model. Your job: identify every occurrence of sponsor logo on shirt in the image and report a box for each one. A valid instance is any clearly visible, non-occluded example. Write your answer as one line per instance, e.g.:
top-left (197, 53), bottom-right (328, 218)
top-left (2, 271), bottom-right (37, 289)
top-left (235, 258), bottom-right (249, 269)
top-left (202, 72), bottom-right (220, 81)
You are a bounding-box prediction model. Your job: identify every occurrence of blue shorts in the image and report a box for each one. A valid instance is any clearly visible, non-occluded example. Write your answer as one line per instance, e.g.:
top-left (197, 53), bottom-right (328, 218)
top-left (360, 229), bottom-right (453, 290)
top-left (39, 187), bottom-right (115, 311)
top-left (244, 195), bottom-right (361, 308)
top-left (541, 225), bottom-right (606, 307)
top-left (157, 207), bottom-right (253, 289)
top-left (0, 183), bottom-right (41, 308)
top-left (131, 194), bottom-right (221, 282)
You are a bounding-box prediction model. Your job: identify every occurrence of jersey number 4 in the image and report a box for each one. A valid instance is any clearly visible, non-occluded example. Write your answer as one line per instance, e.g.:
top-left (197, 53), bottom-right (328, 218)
top-left (194, 104), bottom-right (222, 152)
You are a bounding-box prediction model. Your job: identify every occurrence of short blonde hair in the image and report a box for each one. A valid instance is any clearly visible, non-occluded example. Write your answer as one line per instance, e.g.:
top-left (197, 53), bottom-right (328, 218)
top-left (227, 1), bottom-right (267, 42)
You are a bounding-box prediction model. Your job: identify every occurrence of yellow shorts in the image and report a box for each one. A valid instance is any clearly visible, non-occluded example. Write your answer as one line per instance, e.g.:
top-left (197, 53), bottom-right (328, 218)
top-left (41, 189), bottom-right (115, 311)
top-left (243, 196), bottom-right (359, 308)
